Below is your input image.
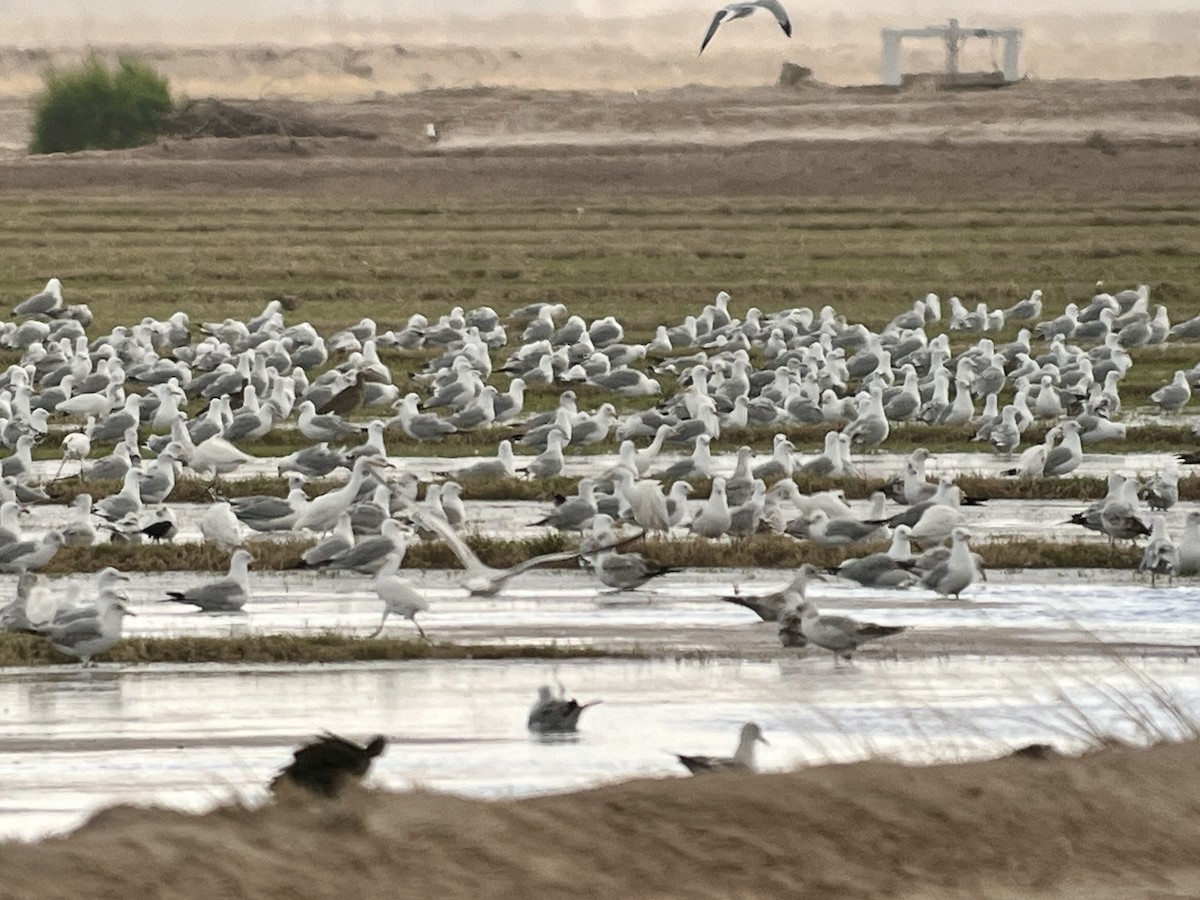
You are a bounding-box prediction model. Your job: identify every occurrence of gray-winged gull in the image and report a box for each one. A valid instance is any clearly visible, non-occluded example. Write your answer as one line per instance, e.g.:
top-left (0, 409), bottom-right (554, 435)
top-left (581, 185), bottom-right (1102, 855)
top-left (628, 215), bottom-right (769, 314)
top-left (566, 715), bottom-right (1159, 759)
top-left (675, 722), bottom-right (767, 775)
top-left (165, 548), bottom-right (252, 612)
top-left (779, 587), bottom-right (905, 664)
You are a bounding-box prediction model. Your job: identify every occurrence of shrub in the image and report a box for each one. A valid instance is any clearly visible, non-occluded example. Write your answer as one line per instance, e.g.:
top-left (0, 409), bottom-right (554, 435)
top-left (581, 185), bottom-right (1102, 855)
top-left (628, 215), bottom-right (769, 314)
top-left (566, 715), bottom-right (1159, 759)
top-left (30, 55), bottom-right (173, 154)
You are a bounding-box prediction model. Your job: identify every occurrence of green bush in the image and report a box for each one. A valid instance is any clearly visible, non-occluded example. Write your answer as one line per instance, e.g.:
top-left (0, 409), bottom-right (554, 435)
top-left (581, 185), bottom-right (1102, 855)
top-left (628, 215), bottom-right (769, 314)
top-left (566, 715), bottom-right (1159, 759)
top-left (30, 55), bottom-right (173, 154)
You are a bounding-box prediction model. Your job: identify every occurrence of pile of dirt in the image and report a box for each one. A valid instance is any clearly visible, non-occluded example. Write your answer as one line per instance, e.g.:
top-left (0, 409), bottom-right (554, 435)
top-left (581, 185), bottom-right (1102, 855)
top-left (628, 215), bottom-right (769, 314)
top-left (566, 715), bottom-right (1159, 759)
top-left (163, 98), bottom-right (377, 141)
top-left (3, 740), bottom-right (1199, 898)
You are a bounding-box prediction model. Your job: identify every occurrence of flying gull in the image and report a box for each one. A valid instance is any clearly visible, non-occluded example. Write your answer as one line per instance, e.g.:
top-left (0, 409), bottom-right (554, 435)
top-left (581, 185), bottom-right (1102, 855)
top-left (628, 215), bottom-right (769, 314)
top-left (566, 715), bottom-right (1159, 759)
top-left (699, 1), bottom-right (792, 55)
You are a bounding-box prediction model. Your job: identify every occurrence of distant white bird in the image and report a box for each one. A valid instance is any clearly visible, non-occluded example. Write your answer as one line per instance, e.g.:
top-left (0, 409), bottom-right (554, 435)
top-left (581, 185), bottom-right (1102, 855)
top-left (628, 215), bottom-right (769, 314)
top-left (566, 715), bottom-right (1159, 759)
top-left (199, 501), bottom-right (244, 551)
top-left (699, 0), bottom-right (792, 54)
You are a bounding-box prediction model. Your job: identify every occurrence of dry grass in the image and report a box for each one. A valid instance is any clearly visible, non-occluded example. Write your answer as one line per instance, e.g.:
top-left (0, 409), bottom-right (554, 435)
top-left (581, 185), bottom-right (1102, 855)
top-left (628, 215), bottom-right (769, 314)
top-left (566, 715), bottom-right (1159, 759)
top-left (3, 738), bottom-right (1200, 898)
top-left (37, 530), bottom-right (1146, 573)
top-left (0, 631), bottom-right (624, 666)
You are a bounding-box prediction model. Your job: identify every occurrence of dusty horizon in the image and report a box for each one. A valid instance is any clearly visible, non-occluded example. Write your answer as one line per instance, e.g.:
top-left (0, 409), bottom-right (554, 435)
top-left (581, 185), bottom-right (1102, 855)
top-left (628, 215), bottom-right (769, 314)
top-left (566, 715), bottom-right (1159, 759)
top-left (0, 10), bottom-right (1197, 97)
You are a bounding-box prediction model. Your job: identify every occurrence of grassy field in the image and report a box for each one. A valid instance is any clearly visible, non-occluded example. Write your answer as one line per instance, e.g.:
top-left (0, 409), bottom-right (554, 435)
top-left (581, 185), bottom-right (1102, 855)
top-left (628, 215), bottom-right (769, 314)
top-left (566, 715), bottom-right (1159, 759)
top-left (5, 197), bottom-right (1200, 339)
top-left (1, 195), bottom-right (1198, 465)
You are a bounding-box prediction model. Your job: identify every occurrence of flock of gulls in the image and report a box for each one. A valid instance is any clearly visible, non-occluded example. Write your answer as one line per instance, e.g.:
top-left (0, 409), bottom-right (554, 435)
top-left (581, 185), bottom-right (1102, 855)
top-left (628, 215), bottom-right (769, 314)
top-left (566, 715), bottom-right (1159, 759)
top-left (0, 273), bottom-right (1194, 783)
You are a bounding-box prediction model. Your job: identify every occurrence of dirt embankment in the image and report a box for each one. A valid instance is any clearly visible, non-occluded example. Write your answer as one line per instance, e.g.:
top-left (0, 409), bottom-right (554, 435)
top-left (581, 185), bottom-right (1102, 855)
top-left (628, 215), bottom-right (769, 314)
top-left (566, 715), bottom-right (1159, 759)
top-left (3, 740), bottom-right (1200, 899)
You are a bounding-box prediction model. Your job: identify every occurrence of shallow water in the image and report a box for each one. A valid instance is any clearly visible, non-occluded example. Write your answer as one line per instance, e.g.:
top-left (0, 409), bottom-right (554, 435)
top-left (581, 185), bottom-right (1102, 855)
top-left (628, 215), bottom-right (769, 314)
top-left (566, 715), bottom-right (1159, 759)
top-left (25, 447), bottom-right (1183, 486)
top-left (1, 654), bottom-right (1198, 842)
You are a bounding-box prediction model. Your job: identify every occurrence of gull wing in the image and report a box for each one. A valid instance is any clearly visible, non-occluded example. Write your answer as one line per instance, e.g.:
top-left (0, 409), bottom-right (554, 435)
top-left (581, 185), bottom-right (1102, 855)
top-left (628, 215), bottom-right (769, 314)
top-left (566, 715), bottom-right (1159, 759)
top-left (699, 8), bottom-right (730, 54)
top-left (755, 0), bottom-right (792, 36)
top-left (507, 529), bottom-right (646, 578)
top-left (410, 507), bottom-right (489, 576)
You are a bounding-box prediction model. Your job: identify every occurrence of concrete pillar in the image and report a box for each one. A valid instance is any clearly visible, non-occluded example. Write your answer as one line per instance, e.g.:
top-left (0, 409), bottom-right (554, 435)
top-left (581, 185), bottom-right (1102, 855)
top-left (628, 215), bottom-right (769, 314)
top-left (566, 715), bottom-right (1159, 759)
top-left (1003, 33), bottom-right (1022, 81)
top-left (882, 31), bottom-right (902, 86)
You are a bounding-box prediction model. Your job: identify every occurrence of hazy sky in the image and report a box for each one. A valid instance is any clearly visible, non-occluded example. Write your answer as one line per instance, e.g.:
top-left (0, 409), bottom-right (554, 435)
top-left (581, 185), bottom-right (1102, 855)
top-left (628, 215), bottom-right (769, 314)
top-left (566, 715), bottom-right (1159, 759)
top-left (6, 0), bottom-right (1200, 15)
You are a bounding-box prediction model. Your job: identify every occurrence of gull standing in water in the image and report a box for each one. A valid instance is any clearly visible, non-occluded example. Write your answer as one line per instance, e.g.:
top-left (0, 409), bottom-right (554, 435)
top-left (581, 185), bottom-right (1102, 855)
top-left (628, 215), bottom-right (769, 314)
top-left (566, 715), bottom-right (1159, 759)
top-left (165, 549), bottom-right (252, 612)
top-left (369, 551), bottom-right (429, 639)
top-left (779, 579), bottom-right (905, 664)
top-left (699, 0), bottom-right (792, 54)
top-left (527, 685), bottom-right (601, 734)
top-left (918, 527), bottom-right (980, 599)
top-left (675, 722), bottom-right (767, 775)
top-left (30, 568), bottom-right (133, 666)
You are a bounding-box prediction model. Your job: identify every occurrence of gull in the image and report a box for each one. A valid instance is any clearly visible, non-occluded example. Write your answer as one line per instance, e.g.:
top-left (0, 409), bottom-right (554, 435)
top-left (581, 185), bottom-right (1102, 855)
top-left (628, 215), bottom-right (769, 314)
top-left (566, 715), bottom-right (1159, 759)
top-left (369, 551), bottom-right (429, 639)
top-left (1040, 420), bottom-right (1083, 477)
top-left (625, 479), bottom-right (671, 532)
top-left (780, 583), bottom-right (905, 664)
top-left (165, 548), bottom-right (252, 612)
top-left (55, 427), bottom-right (92, 479)
top-left (199, 501), bottom-right (244, 550)
top-left (301, 512), bottom-right (356, 568)
top-left (232, 484), bottom-right (309, 533)
top-left (699, 0), bottom-right (791, 54)
top-left (13, 277), bottom-right (64, 318)
top-left (675, 722), bottom-right (767, 775)
top-left (190, 437), bottom-right (253, 477)
top-left (522, 428), bottom-right (567, 479)
top-left (0, 531), bottom-right (63, 574)
top-left (527, 685), bottom-right (601, 734)
top-left (918, 527), bottom-right (980, 599)
top-left (721, 564), bottom-right (818, 623)
top-left (654, 433), bottom-right (715, 482)
top-left (323, 519), bottom-right (407, 574)
top-left (94, 469), bottom-right (144, 522)
top-left (1176, 511), bottom-right (1200, 576)
top-left (270, 733), bottom-right (387, 798)
top-left (588, 543), bottom-right (675, 592)
top-left (689, 476), bottom-right (731, 538)
top-left (413, 508), bottom-right (588, 597)
top-left (32, 592), bottom-right (134, 667)
top-left (1150, 370), bottom-right (1191, 413)
top-left (1139, 515), bottom-right (1178, 586)
top-left (666, 481), bottom-right (694, 526)
top-left (1141, 465), bottom-right (1179, 512)
top-left (345, 420), bottom-right (388, 462)
top-left (296, 456), bottom-right (390, 534)
top-left (297, 400), bottom-right (361, 442)
top-left (801, 509), bottom-right (881, 547)
top-left (278, 443), bottom-right (347, 479)
top-left (831, 552), bottom-right (918, 589)
top-left (449, 440), bottom-right (516, 480)
top-left (534, 478), bottom-right (598, 531)
top-left (61, 494), bottom-right (98, 548)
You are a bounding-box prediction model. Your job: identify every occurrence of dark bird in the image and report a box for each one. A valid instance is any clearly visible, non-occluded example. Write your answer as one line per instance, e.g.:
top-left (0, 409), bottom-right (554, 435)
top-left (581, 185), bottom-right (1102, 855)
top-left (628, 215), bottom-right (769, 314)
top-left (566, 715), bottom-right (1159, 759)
top-left (527, 685), bottom-right (601, 734)
top-left (270, 732), bottom-right (387, 798)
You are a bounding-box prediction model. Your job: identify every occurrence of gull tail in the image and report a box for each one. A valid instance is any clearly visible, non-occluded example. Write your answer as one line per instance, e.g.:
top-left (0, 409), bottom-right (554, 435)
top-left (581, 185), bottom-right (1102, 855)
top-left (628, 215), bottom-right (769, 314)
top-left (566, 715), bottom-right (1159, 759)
top-left (859, 623), bottom-right (906, 639)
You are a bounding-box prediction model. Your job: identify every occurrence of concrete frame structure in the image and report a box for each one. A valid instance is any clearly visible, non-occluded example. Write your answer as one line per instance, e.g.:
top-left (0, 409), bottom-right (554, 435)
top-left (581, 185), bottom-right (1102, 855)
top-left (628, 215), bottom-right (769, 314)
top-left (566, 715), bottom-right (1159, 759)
top-left (881, 18), bottom-right (1022, 87)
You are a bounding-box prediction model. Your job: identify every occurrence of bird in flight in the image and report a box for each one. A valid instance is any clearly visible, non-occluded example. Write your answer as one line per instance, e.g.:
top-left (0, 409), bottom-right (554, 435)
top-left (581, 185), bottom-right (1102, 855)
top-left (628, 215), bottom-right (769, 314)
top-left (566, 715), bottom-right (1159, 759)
top-left (700, 0), bottom-right (793, 55)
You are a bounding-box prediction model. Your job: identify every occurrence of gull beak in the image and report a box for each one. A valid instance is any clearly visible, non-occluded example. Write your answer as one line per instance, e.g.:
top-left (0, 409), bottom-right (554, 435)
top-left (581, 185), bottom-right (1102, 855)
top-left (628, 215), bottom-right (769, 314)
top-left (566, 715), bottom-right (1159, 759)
top-left (758, 735), bottom-right (770, 746)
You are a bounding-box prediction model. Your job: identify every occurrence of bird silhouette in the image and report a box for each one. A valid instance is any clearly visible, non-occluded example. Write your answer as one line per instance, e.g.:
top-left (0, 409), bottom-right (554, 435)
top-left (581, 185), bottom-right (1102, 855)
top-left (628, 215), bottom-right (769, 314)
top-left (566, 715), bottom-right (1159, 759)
top-left (271, 732), bottom-right (387, 798)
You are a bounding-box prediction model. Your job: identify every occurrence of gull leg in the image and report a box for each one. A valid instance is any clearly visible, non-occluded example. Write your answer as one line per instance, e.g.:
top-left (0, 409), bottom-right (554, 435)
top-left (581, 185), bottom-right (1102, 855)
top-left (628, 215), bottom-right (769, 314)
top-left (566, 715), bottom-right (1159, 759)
top-left (369, 611), bottom-right (388, 638)
top-left (52, 457), bottom-right (67, 481)
top-left (413, 618), bottom-right (428, 642)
